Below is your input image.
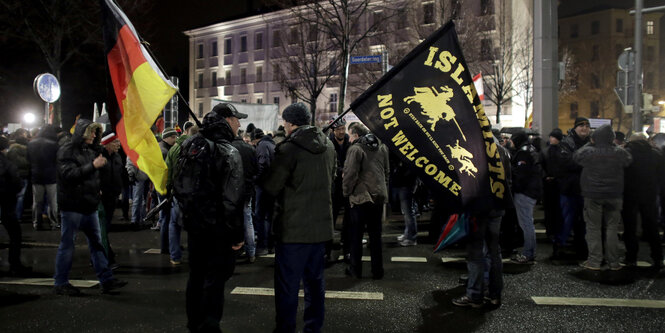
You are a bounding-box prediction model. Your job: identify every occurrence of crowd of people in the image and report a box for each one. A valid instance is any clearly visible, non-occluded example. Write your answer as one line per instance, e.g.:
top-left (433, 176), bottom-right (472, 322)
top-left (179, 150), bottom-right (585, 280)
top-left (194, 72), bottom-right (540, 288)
top-left (2, 107), bottom-right (665, 331)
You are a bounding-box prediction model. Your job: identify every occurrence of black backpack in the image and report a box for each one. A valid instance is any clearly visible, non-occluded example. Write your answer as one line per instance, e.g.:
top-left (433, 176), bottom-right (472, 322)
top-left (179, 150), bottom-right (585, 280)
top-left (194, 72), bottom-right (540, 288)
top-left (173, 134), bottom-right (219, 231)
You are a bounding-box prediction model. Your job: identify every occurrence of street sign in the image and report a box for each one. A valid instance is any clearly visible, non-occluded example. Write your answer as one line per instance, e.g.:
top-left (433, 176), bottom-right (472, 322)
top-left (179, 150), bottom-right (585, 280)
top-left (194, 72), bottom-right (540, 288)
top-left (350, 55), bottom-right (382, 64)
top-left (617, 49), bottom-right (635, 71)
top-left (33, 73), bottom-right (60, 103)
top-left (589, 118), bottom-right (611, 129)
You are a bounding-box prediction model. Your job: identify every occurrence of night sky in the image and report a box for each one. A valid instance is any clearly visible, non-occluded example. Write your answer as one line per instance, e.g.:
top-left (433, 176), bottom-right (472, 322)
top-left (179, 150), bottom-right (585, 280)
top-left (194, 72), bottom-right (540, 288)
top-left (0, 0), bottom-right (271, 129)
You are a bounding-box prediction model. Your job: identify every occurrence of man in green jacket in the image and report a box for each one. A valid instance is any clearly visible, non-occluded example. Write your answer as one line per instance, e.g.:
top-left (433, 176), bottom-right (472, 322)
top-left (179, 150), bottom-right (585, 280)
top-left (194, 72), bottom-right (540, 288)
top-left (263, 103), bottom-right (336, 333)
top-left (165, 121), bottom-right (198, 265)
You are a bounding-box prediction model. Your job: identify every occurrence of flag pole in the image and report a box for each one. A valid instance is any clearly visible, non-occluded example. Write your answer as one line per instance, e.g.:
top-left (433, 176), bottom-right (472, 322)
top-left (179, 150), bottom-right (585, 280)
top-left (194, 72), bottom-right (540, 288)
top-left (322, 107), bottom-right (353, 132)
top-left (139, 40), bottom-right (203, 128)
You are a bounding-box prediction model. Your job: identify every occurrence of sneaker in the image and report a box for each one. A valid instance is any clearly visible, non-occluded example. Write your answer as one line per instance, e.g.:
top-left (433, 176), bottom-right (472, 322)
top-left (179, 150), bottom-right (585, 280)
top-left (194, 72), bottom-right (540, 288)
top-left (579, 261), bottom-right (601, 271)
top-left (255, 248), bottom-right (269, 256)
top-left (621, 260), bottom-right (637, 268)
top-left (150, 225), bottom-right (160, 231)
top-left (362, 239), bottom-right (368, 245)
top-left (397, 234), bottom-right (405, 242)
top-left (452, 295), bottom-right (483, 308)
top-left (101, 279), bottom-right (128, 293)
top-left (247, 256), bottom-right (256, 264)
top-left (511, 254), bottom-right (534, 264)
top-left (608, 263), bottom-right (622, 271)
top-left (170, 259), bottom-right (182, 266)
top-left (54, 283), bottom-right (81, 296)
top-left (399, 239), bottom-right (417, 247)
top-left (484, 296), bottom-right (502, 306)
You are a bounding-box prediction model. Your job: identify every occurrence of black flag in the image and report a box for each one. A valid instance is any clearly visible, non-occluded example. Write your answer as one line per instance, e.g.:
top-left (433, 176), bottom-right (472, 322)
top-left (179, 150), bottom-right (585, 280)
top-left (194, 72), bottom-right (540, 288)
top-left (350, 22), bottom-right (507, 213)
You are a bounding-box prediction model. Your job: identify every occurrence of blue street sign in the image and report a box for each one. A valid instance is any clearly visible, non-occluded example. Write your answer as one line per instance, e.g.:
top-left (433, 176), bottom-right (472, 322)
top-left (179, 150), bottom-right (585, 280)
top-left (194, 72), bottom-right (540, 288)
top-left (350, 55), bottom-right (382, 64)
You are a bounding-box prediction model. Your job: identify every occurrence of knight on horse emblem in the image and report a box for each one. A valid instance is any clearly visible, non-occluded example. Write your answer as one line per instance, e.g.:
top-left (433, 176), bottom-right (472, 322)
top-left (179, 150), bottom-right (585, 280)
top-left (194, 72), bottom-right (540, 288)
top-left (404, 85), bottom-right (466, 141)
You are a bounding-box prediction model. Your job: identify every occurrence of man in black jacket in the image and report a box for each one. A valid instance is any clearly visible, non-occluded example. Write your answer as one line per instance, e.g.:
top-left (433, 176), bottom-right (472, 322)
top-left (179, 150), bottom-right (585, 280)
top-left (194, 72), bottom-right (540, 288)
top-left (327, 119), bottom-right (351, 260)
top-left (54, 119), bottom-right (126, 295)
top-left (622, 133), bottom-right (664, 269)
top-left (253, 128), bottom-right (276, 255)
top-left (27, 125), bottom-right (60, 230)
top-left (552, 117), bottom-right (591, 259)
top-left (509, 131), bottom-right (542, 264)
top-left (175, 107), bottom-right (245, 332)
top-left (99, 129), bottom-right (124, 266)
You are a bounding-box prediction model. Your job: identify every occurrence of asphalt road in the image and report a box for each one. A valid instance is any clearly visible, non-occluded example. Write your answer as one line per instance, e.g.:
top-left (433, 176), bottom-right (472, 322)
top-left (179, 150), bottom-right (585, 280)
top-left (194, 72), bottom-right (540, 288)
top-left (1, 208), bottom-right (665, 333)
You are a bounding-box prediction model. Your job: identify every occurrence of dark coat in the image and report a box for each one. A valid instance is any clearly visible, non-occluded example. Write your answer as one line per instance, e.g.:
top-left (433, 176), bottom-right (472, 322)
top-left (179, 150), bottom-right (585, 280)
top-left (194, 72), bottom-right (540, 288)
top-left (555, 129), bottom-right (589, 195)
top-left (27, 126), bottom-right (59, 185)
top-left (255, 135), bottom-right (275, 180)
top-left (99, 148), bottom-right (124, 198)
top-left (0, 153), bottom-right (22, 201)
top-left (231, 136), bottom-right (257, 203)
top-left (263, 125), bottom-right (336, 243)
top-left (57, 119), bottom-right (104, 214)
top-left (7, 142), bottom-right (29, 179)
top-left (342, 134), bottom-right (390, 207)
top-left (573, 125), bottom-right (632, 199)
top-left (624, 139), bottom-right (665, 202)
top-left (511, 142), bottom-right (543, 200)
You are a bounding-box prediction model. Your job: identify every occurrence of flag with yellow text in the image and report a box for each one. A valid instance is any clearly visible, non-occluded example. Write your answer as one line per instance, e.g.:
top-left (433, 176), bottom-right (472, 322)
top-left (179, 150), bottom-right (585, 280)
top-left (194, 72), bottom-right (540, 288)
top-left (350, 22), bottom-right (507, 212)
top-left (100, 0), bottom-right (176, 195)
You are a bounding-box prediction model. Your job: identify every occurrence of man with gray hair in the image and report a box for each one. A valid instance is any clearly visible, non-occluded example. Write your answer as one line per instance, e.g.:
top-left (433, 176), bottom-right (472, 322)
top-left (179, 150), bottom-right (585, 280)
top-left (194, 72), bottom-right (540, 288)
top-left (263, 102), bottom-right (336, 333)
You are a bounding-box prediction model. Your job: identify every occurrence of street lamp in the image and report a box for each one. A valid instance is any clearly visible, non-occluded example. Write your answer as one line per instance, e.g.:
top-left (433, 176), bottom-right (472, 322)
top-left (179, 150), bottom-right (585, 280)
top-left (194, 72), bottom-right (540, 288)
top-left (23, 112), bottom-right (36, 125)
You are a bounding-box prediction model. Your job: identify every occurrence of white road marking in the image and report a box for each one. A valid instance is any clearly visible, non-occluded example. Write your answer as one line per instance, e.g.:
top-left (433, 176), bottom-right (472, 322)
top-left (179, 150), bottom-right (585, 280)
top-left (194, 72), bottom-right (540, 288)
top-left (0, 278), bottom-right (99, 288)
top-left (391, 257), bottom-right (427, 263)
top-left (338, 255), bottom-right (371, 261)
top-left (532, 296), bottom-right (665, 308)
top-left (383, 232), bottom-right (428, 238)
top-left (144, 249), bottom-right (162, 254)
top-left (535, 229), bottom-right (546, 234)
top-left (231, 287), bottom-right (383, 300)
top-left (22, 242), bottom-right (59, 248)
top-left (441, 257), bottom-right (511, 263)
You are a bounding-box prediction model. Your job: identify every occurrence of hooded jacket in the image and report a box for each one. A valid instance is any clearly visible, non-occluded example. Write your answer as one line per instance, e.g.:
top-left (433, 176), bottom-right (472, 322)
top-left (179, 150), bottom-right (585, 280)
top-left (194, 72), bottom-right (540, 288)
top-left (263, 125), bottom-right (336, 243)
top-left (27, 125), bottom-right (59, 185)
top-left (7, 139), bottom-right (29, 179)
top-left (573, 124), bottom-right (632, 199)
top-left (342, 134), bottom-right (390, 207)
top-left (177, 113), bottom-right (244, 243)
top-left (99, 145), bottom-right (124, 199)
top-left (165, 134), bottom-right (189, 191)
top-left (57, 119), bottom-right (104, 214)
top-left (623, 139), bottom-right (665, 202)
top-left (511, 140), bottom-right (543, 200)
top-left (255, 135), bottom-right (275, 180)
top-left (231, 136), bottom-right (257, 203)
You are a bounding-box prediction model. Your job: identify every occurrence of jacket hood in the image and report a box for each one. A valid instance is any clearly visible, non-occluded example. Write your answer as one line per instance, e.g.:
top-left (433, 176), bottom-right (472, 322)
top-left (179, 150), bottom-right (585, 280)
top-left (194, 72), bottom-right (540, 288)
top-left (591, 124), bottom-right (614, 146)
top-left (356, 133), bottom-right (380, 151)
top-left (200, 112), bottom-right (235, 143)
top-left (625, 138), bottom-right (652, 152)
top-left (287, 125), bottom-right (328, 154)
top-left (260, 135), bottom-right (275, 145)
top-left (175, 134), bottom-right (189, 145)
top-left (72, 119), bottom-right (102, 147)
top-left (38, 124), bottom-right (58, 141)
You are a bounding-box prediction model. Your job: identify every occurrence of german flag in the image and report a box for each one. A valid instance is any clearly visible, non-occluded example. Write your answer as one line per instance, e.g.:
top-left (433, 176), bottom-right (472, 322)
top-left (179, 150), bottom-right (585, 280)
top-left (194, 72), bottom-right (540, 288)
top-left (101, 0), bottom-right (176, 195)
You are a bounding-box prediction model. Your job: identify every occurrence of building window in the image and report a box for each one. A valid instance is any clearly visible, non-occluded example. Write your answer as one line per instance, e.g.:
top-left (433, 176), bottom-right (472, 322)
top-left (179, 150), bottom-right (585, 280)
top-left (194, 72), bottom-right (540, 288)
top-left (256, 66), bottom-right (263, 82)
top-left (240, 68), bottom-right (247, 84)
top-left (255, 32), bottom-right (263, 50)
top-left (423, 2), bottom-right (434, 24)
top-left (241, 99), bottom-right (247, 103)
top-left (590, 101), bottom-right (599, 118)
top-left (197, 44), bottom-right (204, 59)
top-left (480, 0), bottom-right (494, 15)
top-left (616, 19), bottom-right (623, 33)
top-left (480, 39), bottom-right (492, 60)
top-left (646, 72), bottom-right (654, 89)
top-left (257, 98), bottom-right (263, 104)
top-left (329, 93), bottom-right (338, 113)
top-left (197, 73), bottom-right (203, 88)
top-left (289, 27), bottom-right (298, 45)
top-left (591, 73), bottom-right (600, 89)
top-left (647, 46), bottom-right (655, 61)
top-left (211, 71), bottom-right (217, 86)
top-left (240, 36), bottom-right (247, 52)
top-left (274, 96), bottom-right (280, 106)
top-left (570, 24), bottom-right (578, 38)
top-left (591, 45), bottom-right (599, 61)
top-left (647, 21), bottom-right (654, 35)
top-left (570, 102), bottom-right (578, 119)
top-left (225, 38), bottom-right (232, 55)
top-left (211, 41), bottom-right (218, 57)
top-left (198, 103), bottom-right (203, 118)
top-left (309, 24), bottom-right (318, 41)
top-left (591, 21), bottom-right (599, 35)
top-left (273, 64), bottom-right (280, 81)
top-left (273, 30), bottom-right (281, 47)
top-left (225, 69), bottom-right (231, 85)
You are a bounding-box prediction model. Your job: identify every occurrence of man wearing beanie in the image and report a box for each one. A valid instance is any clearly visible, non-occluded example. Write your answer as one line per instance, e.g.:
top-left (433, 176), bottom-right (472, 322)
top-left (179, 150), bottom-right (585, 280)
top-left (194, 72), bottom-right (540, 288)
top-left (540, 128), bottom-right (564, 242)
top-left (263, 102), bottom-right (336, 333)
top-left (508, 130), bottom-right (542, 264)
top-left (156, 127), bottom-right (178, 252)
top-left (252, 126), bottom-right (276, 256)
top-left (550, 117), bottom-right (591, 260)
top-left (573, 124), bottom-right (631, 270)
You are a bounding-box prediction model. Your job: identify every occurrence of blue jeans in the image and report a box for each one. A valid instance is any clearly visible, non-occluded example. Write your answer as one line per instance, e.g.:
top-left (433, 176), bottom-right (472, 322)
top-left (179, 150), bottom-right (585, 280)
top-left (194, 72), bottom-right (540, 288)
top-left (556, 194), bottom-right (585, 247)
top-left (254, 186), bottom-right (274, 251)
top-left (169, 198), bottom-right (182, 261)
top-left (243, 201), bottom-right (256, 257)
top-left (514, 193), bottom-right (537, 259)
top-left (15, 179), bottom-right (27, 220)
top-left (54, 211), bottom-right (113, 286)
top-left (131, 180), bottom-right (147, 224)
top-left (274, 242), bottom-right (326, 333)
top-left (466, 215), bottom-right (503, 302)
top-left (395, 187), bottom-right (418, 241)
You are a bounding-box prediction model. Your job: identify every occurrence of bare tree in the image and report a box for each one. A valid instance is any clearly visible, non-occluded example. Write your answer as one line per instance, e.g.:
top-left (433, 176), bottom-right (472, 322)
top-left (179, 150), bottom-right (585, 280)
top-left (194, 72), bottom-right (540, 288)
top-left (0, 0), bottom-right (153, 125)
top-left (514, 25), bottom-right (534, 124)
